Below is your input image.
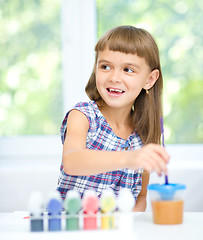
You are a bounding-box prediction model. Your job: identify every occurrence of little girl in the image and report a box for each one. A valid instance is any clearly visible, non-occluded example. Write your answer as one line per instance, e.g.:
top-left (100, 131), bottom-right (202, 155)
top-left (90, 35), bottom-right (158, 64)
top-left (57, 25), bottom-right (170, 211)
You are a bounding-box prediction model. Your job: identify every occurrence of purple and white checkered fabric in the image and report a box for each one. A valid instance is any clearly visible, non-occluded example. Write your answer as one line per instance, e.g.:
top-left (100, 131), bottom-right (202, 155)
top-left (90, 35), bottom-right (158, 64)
top-left (57, 101), bottom-right (143, 201)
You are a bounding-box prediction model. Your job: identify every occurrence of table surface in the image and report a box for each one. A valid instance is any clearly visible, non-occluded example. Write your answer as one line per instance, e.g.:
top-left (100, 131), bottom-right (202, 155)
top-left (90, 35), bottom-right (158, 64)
top-left (0, 211), bottom-right (202, 240)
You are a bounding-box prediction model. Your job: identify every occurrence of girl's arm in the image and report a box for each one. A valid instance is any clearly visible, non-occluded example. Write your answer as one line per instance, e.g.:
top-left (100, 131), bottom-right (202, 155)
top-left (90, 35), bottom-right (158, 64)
top-left (133, 172), bottom-right (150, 212)
top-left (62, 110), bottom-right (127, 175)
top-left (62, 110), bottom-right (169, 176)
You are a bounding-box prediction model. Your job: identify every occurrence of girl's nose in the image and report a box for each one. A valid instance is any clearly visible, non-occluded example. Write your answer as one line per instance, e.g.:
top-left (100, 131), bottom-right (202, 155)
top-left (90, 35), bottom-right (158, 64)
top-left (109, 69), bottom-right (121, 83)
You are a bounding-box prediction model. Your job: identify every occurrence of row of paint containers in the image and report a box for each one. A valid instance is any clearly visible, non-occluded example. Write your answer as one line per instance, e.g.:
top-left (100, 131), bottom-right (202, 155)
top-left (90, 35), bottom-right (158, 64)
top-left (29, 188), bottom-right (135, 231)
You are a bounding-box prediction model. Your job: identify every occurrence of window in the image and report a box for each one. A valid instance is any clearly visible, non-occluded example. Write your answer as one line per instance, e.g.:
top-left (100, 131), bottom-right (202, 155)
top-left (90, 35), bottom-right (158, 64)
top-left (0, 0), bottom-right (96, 160)
top-left (0, 0), bottom-right (202, 161)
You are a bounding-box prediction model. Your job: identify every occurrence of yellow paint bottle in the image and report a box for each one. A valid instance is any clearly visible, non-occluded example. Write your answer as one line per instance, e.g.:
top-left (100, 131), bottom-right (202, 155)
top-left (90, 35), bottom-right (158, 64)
top-left (100, 189), bottom-right (116, 230)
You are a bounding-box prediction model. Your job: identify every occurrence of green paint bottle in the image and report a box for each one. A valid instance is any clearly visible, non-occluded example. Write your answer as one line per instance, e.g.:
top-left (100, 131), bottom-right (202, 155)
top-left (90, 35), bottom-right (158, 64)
top-left (64, 190), bottom-right (81, 230)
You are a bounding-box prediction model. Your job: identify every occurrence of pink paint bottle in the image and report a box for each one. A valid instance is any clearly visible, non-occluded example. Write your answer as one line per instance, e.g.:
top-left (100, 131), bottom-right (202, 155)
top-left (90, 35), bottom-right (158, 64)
top-left (82, 190), bottom-right (99, 230)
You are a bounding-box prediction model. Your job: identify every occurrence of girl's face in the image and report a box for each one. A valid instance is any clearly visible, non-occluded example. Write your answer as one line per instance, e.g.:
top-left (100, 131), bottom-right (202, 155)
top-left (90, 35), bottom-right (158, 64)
top-left (95, 48), bottom-right (157, 110)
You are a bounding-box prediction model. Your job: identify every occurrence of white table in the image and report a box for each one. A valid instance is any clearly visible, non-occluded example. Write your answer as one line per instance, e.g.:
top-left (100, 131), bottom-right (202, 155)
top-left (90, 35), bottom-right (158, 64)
top-left (0, 211), bottom-right (202, 240)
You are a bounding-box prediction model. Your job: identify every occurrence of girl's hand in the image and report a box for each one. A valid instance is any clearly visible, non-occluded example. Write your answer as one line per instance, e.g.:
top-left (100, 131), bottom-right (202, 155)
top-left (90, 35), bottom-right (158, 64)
top-left (127, 143), bottom-right (170, 176)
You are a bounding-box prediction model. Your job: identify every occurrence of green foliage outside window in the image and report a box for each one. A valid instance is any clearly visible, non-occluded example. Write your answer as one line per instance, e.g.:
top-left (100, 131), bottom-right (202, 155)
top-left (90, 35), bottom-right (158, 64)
top-left (0, 0), bottom-right (62, 136)
top-left (97, 0), bottom-right (203, 143)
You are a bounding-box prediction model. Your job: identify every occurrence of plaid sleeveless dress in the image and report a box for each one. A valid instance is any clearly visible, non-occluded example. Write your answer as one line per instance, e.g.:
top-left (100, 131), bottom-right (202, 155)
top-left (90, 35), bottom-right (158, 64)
top-left (57, 101), bottom-right (143, 201)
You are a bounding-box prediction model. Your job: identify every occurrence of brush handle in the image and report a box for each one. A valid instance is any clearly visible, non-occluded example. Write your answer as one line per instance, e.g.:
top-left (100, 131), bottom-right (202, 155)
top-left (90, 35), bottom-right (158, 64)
top-left (165, 175), bottom-right (169, 185)
top-left (160, 117), bottom-right (165, 147)
top-left (160, 117), bottom-right (168, 184)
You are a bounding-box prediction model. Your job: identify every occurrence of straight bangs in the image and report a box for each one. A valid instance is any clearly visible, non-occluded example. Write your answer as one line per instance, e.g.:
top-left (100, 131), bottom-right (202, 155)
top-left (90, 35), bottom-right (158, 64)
top-left (95, 26), bottom-right (160, 71)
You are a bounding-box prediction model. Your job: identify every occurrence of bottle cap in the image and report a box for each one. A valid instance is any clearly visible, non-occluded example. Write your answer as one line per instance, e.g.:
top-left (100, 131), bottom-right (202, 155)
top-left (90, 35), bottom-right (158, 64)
top-left (117, 188), bottom-right (135, 212)
top-left (100, 189), bottom-right (116, 213)
top-left (47, 191), bottom-right (63, 214)
top-left (28, 191), bottom-right (44, 217)
top-left (83, 190), bottom-right (99, 213)
top-left (65, 190), bottom-right (81, 213)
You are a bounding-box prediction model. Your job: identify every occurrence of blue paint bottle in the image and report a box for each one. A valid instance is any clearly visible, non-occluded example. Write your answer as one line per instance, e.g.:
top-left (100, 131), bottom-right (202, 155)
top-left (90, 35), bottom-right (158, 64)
top-left (47, 191), bottom-right (63, 231)
top-left (28, 191), bottom-right (44, 232)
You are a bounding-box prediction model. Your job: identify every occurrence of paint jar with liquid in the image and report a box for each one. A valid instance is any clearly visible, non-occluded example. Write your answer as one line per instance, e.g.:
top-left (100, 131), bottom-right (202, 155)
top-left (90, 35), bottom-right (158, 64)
top-left (148, 183), bottom-right (186, 225)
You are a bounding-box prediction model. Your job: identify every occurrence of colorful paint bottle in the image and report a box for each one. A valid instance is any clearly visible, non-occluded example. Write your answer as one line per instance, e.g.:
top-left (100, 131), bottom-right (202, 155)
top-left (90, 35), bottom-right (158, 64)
top-left (28, 191), bottom-right (44, 232)
top-left (117, 188), bottom-right (135, 230)
top-left (64, 190), bottom-right (81, 230)
top-left (82, 190), bottom-right (99, 230)
top-left (100, 189), bottom-right (116, 230)
top-left (47, 191), bottom-right (63, 231)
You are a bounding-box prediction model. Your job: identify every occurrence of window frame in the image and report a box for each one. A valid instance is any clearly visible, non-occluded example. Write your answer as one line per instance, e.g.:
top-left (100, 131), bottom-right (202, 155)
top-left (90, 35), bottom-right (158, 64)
top-left (61, 0), bottom-right (96, 113)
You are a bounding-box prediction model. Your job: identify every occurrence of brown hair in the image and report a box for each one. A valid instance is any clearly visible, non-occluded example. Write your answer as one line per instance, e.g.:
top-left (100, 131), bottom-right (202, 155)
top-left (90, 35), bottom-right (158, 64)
top-left (85, 25), bottom-right (163, 144)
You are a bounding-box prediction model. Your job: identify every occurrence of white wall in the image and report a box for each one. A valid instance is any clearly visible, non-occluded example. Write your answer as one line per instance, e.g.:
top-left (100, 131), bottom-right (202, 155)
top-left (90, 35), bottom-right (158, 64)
top-left (0, 136), bottom-right (62, 212)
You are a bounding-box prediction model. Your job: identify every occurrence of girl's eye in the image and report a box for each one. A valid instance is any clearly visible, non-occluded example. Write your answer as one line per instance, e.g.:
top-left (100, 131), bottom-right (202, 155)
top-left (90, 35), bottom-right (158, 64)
top-left (101, 65), bottom-right (110, 70)
top-left (124, 67), bottom-right (134, 73)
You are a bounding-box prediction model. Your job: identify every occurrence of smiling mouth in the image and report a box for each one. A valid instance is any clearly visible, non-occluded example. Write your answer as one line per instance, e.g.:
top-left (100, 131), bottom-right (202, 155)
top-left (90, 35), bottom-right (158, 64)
top-left (106, 88), bottom-right (125, 94)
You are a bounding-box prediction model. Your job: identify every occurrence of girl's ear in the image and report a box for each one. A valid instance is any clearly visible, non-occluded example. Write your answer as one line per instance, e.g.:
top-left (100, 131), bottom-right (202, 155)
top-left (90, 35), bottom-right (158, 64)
top-left (143, 69), bottom-right (159, 90)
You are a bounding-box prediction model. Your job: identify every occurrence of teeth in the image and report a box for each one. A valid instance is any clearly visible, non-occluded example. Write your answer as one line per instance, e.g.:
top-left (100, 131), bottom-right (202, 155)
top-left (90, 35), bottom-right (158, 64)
top-left (109, 88), bottom-right (123, 93)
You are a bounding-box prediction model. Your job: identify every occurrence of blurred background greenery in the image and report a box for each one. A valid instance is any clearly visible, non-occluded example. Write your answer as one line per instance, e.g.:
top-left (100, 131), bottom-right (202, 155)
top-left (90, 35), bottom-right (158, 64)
top-left (0, 0), bottom-right (63, 135)
top-left (0, 0), bottom-right (202, 143)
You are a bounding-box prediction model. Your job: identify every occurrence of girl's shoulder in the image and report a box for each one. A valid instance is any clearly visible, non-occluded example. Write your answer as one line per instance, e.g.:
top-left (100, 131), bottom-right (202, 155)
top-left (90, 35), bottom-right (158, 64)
top-left (74, 100), bottom-right (96, 114)
top-left (63, 101), bottom-right (98, 123)
top-left (72, 101), bottom-right (101, 121)
top-left (60, 101), bottom-right (99, 143)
